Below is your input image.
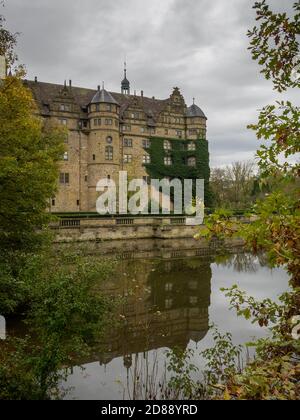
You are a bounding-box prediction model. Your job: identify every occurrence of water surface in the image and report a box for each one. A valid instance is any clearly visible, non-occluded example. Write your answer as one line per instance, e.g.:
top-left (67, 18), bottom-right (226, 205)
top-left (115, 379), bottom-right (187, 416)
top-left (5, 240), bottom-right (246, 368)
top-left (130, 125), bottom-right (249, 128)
top-left (58, 239), bottom-right (289, 400)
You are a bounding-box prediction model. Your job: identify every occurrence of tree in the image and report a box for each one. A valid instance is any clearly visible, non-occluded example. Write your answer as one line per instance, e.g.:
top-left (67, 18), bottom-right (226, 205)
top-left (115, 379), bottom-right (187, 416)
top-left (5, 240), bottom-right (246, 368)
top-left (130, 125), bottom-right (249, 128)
top-left (0, 77), bottom-right (65, 251)
top-left (0, 12), bottom-right (65, 312)
top-left (198, 1), bottom-right (300, 400)
top-left (210, 161), bottom-right (255, 209)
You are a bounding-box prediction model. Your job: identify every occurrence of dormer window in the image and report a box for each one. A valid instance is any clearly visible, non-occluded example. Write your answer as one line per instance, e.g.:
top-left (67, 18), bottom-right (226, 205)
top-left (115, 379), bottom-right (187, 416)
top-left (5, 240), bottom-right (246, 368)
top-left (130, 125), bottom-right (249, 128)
top-left (131, 112), bottom-right (139, 119)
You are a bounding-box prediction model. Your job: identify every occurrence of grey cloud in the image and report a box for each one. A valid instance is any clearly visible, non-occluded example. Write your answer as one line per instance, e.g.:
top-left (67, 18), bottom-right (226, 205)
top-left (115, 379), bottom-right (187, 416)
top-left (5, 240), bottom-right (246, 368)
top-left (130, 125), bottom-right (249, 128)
top-left (3, 0), bottom-right (298, 167)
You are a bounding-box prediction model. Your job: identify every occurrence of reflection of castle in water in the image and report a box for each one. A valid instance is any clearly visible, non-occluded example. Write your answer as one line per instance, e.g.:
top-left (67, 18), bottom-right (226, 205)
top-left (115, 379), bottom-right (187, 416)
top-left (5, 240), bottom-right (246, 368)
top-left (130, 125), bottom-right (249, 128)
top-left (97, 257), bottom-right (211, 367)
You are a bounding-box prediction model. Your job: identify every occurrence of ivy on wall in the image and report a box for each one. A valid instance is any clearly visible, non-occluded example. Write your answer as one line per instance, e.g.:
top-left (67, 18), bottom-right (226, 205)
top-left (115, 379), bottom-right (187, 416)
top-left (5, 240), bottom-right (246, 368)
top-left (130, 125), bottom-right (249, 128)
top-left (144, 137), bottom-right (212, 207)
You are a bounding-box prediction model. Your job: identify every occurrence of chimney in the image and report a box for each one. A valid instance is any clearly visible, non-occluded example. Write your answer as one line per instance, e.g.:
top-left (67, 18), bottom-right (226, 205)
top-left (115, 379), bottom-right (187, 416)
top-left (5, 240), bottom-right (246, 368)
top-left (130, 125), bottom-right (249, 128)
top-left (97, 85), bottom-right (100, 91)
top-left (69, 79), bottom-right (72, 88)
top-left (141, 90), bottom-right (144, 98)
top-left (34, 76), bottom-right (38, 83)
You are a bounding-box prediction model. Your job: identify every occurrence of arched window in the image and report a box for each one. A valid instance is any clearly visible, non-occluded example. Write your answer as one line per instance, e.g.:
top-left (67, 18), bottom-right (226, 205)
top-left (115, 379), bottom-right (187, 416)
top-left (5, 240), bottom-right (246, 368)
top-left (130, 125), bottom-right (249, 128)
top-left (105, 146), bottom-right (113, 161)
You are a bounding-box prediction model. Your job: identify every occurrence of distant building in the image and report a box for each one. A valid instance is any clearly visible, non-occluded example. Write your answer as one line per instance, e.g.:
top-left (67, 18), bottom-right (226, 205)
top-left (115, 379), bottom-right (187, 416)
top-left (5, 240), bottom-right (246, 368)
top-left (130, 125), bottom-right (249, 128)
top-left (25, 65), bottom-right (208, 212)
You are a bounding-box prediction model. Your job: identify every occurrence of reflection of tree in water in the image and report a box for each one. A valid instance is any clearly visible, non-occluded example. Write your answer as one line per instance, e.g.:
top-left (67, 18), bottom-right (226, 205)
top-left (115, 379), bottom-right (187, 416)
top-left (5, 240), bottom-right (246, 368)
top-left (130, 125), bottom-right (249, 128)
top-left (214, 252), bottom-right (270, 273)
top-left (96, 258), bottom-right (212, 368)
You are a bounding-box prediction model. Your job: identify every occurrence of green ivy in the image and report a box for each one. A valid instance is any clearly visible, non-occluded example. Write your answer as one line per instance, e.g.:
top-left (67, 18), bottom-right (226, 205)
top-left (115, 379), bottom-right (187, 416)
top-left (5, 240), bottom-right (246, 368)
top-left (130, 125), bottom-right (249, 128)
top-left (144, 137), bottom-right (213, 207)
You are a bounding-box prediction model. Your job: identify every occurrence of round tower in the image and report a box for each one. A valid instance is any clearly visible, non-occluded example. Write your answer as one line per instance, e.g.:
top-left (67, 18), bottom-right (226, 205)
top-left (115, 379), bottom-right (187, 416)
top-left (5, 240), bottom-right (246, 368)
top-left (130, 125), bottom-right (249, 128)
top-left (87, 85), bottom-right (120, 211)
top-left (186, 99), bottom-right (207, 140)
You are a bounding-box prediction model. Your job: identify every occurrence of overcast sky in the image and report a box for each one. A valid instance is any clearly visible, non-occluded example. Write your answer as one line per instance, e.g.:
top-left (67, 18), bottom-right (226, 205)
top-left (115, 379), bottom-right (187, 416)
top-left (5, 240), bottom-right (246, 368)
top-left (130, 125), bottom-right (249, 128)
top-left (3, 0), bottom-right (298, 167)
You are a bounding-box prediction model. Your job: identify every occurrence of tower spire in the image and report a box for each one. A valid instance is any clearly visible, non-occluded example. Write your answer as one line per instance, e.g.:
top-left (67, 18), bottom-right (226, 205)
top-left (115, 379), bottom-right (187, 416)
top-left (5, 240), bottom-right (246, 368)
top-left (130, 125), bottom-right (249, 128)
top-left (121, 61), bottom-right (130, 95)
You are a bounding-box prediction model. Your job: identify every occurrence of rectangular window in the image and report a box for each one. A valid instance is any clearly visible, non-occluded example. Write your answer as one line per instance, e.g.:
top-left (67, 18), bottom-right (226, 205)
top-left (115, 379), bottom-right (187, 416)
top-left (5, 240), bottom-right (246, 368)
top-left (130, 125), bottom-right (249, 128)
top-left (131, 112), bottom-right (139, 119)
top-left (165, 129), bottom-right (169, 135)
top-left (187, 157), bottom-right (196, 167)
top-left (124, 154), bottom-right (132, 163)
top-left (63, 152), bottom-right (68, 161)
top-left (94, 118), bottom-right (101, 126)
top-left (84, 175), bottom-right (88, 182)
top-left (142, 139), bottom-right (151, 149)
top-left (165, 299), bottom-right (173, 309)
top-left (164, 140), bottom-right (172, 151)
top-left (77, 200), bottom-right (80, 206)
top-left (176, 130), bottom-right (183, 138)
top-left (189, 129), bottom-right (198, 136)
top-left (200, 129), bottom-right (206, 139)
top-left (60, 173), bottom-right (69, 184)
top-left (188, 142), bottom-right (196, 151)
top-left (105, 119), bottom-right (113, 125)
top-left (143, 155), bottom-right (151, 164)
top-left (123, 138), bottom-right (133, 147)
top-left (105, 146), bottom-right (113, 161)
top-left (106, 104), bottom-right (112, 112)
top-left (60, 104), bottom-right (70, 112)
top-left (164, 157), bottom-right (172, 166)
top-left (52, 199), bottom-right (55, 206)
top-left (59, 118), bottom-right (67, 126)
top-left (122, 125), bottom-right (131, 132)
top-left (93, 154), bottom-right (96, 161)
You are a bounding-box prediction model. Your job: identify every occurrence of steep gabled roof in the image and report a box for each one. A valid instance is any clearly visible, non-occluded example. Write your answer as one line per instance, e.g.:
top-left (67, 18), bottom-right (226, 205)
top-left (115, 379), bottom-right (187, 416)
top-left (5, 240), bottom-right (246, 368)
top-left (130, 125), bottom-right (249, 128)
top-left (24, 80), bottom-right (169, 121)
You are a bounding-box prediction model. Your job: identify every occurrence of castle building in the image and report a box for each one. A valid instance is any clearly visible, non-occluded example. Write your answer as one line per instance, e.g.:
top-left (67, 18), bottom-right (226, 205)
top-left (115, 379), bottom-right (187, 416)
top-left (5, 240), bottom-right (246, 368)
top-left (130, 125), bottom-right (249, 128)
top-left (25, 66), bottom-right (208, 213)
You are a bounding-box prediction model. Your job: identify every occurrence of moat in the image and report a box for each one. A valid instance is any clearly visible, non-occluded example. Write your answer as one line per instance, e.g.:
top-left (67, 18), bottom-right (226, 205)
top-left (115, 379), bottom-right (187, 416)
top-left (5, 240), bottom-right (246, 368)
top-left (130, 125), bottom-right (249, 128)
top-left (5, 239), bottom-right (289, 400)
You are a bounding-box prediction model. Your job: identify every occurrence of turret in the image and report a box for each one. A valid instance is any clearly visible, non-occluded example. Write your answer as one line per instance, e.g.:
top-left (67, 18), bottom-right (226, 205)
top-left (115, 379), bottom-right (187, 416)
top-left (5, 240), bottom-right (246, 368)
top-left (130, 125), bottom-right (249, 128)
top-left (186, 99), bottom-right (207, 140)
top-left (87, 85), bottom-right (120, 210)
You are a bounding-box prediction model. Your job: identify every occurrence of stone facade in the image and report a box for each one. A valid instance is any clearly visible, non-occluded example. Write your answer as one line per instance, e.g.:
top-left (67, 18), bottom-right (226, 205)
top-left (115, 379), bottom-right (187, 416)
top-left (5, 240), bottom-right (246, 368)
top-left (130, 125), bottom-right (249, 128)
top-left (25, 71), bottom-right (207, 212)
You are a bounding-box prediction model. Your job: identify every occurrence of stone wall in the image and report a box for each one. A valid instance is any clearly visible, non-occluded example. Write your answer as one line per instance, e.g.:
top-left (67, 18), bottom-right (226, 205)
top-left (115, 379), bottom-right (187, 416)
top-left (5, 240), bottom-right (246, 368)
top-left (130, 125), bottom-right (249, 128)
top-left (52, 216), bottom-right (246, 245)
